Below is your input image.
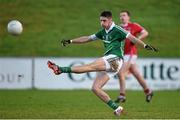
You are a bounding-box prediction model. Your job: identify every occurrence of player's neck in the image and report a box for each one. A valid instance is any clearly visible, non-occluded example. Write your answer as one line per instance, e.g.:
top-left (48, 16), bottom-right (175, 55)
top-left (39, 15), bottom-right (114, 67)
top-left (105, 22), bottom-right (112, 30)
top-left (105, 22), bottom-right (115, 33)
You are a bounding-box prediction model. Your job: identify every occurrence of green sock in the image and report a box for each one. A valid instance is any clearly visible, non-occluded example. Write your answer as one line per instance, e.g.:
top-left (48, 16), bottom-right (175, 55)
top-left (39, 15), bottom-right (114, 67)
top-left (59, 67), bottom-right (72, 73)
top-left (107, 100), bottom-right (119, 110)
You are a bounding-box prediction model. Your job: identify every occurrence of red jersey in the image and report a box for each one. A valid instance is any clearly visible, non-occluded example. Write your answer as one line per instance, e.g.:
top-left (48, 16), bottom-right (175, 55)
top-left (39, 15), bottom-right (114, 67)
top-left (121, 23), bottom-right (144, 55)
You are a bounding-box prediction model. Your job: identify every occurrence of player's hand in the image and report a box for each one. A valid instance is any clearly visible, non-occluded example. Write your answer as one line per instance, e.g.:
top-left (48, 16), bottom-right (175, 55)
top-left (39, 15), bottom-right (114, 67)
top-left (144, 44), bottom-right (158, 52)
top-left (61, 39), bottom-right (71, 46)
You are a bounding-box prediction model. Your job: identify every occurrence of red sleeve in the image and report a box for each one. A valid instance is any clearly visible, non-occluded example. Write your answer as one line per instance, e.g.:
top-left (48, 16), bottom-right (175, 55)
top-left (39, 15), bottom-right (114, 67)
top-left (133, 23), bottom-right (144, 33)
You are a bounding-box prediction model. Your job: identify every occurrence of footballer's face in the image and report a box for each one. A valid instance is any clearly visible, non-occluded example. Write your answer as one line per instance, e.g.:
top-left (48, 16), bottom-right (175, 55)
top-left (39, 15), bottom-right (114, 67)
top-left (120, 12), bottom-right (130, 24)
top-left (100, 16), bottom-right (112, 30)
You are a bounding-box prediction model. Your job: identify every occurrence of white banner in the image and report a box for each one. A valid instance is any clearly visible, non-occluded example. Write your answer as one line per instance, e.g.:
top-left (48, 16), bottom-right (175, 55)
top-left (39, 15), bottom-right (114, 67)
top-left (0, 58), bottom-right (32, 89)
top-left (0, 57), bottom-right (180, 90)
top-left (35, 58), bottom-right (180, 90)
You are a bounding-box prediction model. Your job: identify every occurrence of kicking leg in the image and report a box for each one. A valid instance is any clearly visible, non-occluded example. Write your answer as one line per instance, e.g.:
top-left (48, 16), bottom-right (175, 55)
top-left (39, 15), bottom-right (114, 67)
top-left (72, 58), bottom-right (106, 73)
top-left (47, 58), bottom-right (106, 75)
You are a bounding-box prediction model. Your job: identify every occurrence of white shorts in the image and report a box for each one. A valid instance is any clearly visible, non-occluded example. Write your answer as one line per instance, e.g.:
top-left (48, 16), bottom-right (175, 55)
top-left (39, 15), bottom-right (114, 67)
top-left (123, 55), bottom-right (137, 64)
top-left (102, 54), bottom-right (123, 76)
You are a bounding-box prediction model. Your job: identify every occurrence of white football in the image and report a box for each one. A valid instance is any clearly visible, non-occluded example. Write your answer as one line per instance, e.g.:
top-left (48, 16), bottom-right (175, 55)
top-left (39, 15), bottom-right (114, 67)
top-left (7, 20), bottom-right (23, 35)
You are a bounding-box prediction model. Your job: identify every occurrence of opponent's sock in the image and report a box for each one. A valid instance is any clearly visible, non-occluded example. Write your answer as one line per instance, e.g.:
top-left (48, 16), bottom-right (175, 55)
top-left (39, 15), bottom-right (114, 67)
top-left (107, 100), bottom-right (119, 110)
top-left (120, 93), bottom-right (125, 97)
top-left (59, 67), bottom-right (72, 73)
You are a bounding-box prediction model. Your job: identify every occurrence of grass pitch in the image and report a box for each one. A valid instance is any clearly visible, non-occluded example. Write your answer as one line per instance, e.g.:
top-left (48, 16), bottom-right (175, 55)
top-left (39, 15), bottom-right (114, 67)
top-left (0, 0), bottom-right (180, 57)
top-left (0, 89), bottom-right (180, 119)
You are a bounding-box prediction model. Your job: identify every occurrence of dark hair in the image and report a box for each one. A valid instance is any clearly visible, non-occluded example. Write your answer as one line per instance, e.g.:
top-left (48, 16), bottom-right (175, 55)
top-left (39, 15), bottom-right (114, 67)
top-left (100, 11), bottom-right (112, 18)
top-left (120, 10), bottom-right (130, 16)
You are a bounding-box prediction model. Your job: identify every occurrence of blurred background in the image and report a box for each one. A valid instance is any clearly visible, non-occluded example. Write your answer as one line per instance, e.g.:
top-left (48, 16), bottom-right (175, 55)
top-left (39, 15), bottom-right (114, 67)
top-left (0, 0), bottom-right (180, 119)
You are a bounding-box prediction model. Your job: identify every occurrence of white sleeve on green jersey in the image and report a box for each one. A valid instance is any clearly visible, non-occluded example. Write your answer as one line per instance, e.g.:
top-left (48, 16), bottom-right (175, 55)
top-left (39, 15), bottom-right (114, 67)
top-left (126, 32), bottom-right (131, 38)
top-left (119, 26), bottom-right (130, 38)
top-left (89, 34), bottom-right (98, 40)
top-left (115, 25), bottom-right (130, 39)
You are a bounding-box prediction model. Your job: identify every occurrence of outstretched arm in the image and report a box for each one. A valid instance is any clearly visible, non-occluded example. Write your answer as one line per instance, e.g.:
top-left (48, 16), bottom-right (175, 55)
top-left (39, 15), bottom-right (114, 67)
top-left (127, 34), bottom-right (158, 52)
top-left (61, 36), bottom-right (94, 46)
top-left (71, 36), bottom-right (92, 44)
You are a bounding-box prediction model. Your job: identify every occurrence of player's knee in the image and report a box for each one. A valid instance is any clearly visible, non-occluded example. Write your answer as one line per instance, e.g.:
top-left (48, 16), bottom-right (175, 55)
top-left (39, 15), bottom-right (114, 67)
top-left (91, 85), bottom-right (99, 93)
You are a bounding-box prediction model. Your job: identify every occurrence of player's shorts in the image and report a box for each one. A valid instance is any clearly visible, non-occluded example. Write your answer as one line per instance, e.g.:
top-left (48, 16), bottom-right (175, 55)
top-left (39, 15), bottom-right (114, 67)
top-left (123, 54), bottom-right (137, 64)
top-left (102, 54), bottom-right (123, 76)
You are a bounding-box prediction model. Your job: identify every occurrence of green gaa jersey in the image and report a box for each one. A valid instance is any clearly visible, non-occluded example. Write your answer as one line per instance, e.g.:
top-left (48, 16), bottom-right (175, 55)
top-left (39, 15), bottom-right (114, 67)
top-left (90, 22), bottom-right (129, 58)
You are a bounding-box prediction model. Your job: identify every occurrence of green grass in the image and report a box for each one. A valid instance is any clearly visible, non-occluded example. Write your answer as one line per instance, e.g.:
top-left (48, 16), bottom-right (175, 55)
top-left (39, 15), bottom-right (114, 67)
top-left (0, 0), bottom-right (180, 57)
top-left (0, 90), bottom-right (180, 119)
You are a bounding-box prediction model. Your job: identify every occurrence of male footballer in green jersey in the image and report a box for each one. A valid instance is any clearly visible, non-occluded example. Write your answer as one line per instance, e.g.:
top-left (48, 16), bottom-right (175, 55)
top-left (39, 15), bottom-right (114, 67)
top-left (47, 11), bottom-right (158, 116)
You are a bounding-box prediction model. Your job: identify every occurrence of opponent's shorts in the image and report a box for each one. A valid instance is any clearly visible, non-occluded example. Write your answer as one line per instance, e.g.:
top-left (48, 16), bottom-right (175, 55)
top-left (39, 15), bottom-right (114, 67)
top-left (102, 54), bottom-right (123, 76)
top-left (123, 55), bottom-right (137, 64)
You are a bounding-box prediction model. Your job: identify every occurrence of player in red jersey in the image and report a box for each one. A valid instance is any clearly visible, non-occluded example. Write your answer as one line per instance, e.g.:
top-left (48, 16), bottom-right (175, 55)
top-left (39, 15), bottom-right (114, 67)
top-left (115, 10), bottom-right (153, 103)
